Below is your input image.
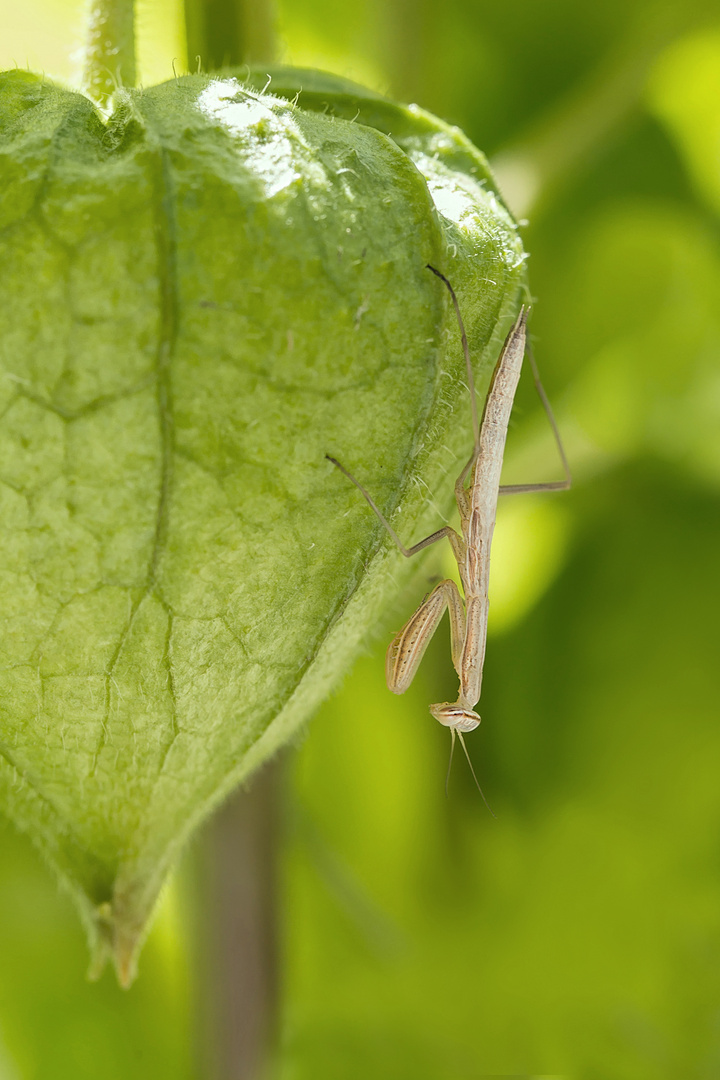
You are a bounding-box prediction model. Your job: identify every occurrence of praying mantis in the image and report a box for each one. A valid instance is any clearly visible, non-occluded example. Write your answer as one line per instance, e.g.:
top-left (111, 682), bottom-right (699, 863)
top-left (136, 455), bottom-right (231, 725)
top-left (327, 266), bottom-right (570, 798)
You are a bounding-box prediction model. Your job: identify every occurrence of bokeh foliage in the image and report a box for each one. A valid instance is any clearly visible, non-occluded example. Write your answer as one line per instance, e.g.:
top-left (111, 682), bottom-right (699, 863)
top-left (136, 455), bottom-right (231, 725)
top-left (1, 1), bottom-right (720, 1078)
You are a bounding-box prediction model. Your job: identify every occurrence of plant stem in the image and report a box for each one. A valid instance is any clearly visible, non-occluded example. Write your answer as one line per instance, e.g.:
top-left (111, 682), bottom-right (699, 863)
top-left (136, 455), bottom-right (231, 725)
top-left (193, 763), bottom-right (280, 1079)
top-left (82, 0), bottom-right (137, 104)
top-left (183, 0), bottom-right (276, 73)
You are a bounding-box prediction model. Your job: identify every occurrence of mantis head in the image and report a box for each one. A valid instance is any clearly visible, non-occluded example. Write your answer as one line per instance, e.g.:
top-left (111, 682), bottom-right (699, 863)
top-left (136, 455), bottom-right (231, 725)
top-left (429, 702), bottom-right (481, 732)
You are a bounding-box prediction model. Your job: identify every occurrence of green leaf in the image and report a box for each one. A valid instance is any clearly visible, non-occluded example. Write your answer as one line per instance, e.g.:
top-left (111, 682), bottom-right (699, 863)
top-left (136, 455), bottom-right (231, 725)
top-left (648, 29), bottom-right (720, 216)
top-left (0, 66), bottom-right (525, 982)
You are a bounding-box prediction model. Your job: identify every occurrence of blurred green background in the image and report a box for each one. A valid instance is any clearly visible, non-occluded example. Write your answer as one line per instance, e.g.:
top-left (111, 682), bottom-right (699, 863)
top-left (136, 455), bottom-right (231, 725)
top-left (2, 1), bottom-right (720, 1077)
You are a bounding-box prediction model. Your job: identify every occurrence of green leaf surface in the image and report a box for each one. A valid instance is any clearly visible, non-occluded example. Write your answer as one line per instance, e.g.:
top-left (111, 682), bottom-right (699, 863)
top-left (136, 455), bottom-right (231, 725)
top-left (0, 66), bottom-right (525, 981)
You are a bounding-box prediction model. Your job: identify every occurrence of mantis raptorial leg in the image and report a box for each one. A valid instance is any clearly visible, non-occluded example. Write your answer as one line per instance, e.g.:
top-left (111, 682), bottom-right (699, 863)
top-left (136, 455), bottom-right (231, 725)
top-left (327, 265), bottom-right (570, 796)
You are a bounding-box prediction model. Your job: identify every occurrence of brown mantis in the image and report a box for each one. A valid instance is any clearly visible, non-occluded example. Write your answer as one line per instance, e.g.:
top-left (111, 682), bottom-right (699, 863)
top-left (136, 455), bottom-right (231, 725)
top-left (327, 266), bottom-right (570, 800)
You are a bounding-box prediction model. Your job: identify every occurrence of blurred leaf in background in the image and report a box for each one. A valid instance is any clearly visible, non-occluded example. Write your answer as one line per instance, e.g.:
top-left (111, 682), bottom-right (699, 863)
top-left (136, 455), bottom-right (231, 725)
top-left (0, 817), bottom-right (194, 1079)
top-left (2, 1), bottom-right (720, 1078)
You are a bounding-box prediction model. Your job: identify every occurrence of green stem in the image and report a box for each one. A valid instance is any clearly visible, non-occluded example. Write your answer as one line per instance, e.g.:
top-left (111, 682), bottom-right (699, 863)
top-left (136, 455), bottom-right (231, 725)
top-left (183, 0), bottom-right (276, 73)
top-left (82, 0), bottom-right (137, 104)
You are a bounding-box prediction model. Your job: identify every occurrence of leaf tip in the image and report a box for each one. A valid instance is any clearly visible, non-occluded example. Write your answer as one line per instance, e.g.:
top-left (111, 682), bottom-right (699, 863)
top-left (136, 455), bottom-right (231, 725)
top-left (85, 898), bottom-right (141, 988)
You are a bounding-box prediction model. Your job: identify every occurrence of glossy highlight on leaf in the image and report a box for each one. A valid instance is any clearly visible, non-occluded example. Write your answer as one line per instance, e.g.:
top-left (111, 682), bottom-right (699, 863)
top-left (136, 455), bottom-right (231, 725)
top-left (0, 65), bottom-right (526, 982)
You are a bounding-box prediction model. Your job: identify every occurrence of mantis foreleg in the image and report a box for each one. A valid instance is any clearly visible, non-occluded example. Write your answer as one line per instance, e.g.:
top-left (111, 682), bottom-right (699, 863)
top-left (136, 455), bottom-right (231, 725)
top-left (386, 579), bottom-right (465, 693)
